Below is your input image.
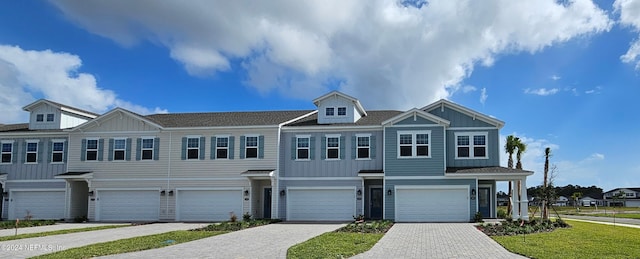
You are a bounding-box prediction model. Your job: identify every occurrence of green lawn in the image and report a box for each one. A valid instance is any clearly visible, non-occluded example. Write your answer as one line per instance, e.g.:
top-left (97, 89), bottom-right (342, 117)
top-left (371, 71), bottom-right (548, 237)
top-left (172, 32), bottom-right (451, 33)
top-left (33, 230), bottom-right (226, 259)
top-left (0, 225), bottom-right (128, 241)
top-left (493, 220), bottom-right (640, 259)
top-left (287, 232), bottom-right (383, 259)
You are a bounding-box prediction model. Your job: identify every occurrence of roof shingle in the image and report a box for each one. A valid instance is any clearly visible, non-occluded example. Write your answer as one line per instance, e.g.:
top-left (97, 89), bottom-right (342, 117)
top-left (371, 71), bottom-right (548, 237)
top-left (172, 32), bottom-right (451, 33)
top-left (145, 110), bottom-right (314, 127)
top-left (285, 110), bottom-right (402, 126)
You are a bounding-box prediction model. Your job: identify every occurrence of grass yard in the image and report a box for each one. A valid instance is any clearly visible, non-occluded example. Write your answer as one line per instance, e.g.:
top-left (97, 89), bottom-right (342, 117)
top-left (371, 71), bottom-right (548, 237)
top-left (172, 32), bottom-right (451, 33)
top-left (0, 220), bottom-right (56, 229)
top-left (287, 232), bottom-right (384, 259)
top-left (0, 225), bottom-right (128, 241)
top-left (493, 220), bottom-right (640, 259)
top-left (33, 230), bottom-right (226, 259)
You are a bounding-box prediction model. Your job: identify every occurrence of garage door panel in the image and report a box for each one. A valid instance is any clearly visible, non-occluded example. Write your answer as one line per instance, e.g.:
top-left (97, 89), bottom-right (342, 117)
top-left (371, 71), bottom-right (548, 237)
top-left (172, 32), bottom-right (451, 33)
top-left (98, 190), bottom-right (159, 221)
top-left (396, 187), bottom-right (469, 222)
top-left (177, 190), bottom-right (242, 221)
top-left (288, 189), bottom-right (355, 221)
top-left (11, 191), bottom-right (65, 220)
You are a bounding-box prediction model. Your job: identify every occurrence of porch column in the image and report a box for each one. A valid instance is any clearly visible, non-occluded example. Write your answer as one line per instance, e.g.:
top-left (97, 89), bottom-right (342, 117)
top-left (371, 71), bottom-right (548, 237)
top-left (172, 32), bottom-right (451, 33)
top-left (511, 180), bottom-right (519, 219)
top-left (271, 174), bottom-right (277, 219)
top-left (519, 177), bottom-right (529, 220)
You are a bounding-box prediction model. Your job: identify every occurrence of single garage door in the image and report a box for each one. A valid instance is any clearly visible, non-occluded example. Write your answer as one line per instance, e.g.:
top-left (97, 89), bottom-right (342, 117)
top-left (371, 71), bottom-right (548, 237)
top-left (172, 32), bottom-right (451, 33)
top-left (97, 190), bottom-right (160, 221)
top-left (395, 187), bottom-right (469, 222)
top-left (287, 188), bottom-right (355, 221)
top-left (177, 190), bottom-right (243, 221)
top-left (10, 190), bottom-right (65, 220)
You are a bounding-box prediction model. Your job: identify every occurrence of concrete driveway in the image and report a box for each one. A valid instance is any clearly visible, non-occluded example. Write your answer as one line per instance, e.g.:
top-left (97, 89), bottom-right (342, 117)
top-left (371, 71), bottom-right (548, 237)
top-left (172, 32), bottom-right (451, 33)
top-left (352, 223), bottom-right (526, 259)
top-left (100, 223), bottom-right (344, 259)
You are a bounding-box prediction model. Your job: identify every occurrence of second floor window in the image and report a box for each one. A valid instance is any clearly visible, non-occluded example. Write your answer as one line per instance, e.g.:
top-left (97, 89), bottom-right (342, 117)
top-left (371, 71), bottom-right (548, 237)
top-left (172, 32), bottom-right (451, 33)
top-left (216, 137), bottom-right (229, 159)
top-left (455, 132), bottom-right (487, 159)
top-left (113, 139), bottom-right (126, 161)
top-left (245, 136), bottom-right (258, 158)
top-left (36, 114), bottom-right (44, 122)
top-left (141, 138), bottom-right (154, 160)
top-left (1, 142), bottom-right (12, 163)
top-left (326, 136), bottom-right (340, 159)
top-left (337, 107), bottom-right (347, 116)
top-left (297, 137), bottom-right (310, 160)
top-left (398, 131), bottom-right (430, 158)
top-left (46, 113), bottom-right (54, 122)
top-left (357, 136), bottom-right (370, 159)
top-left (325, 107), bottom-right (334, 116)
top-left (187, 137), bottom-right (200, 160)
top-left (86, 139), bottom-right (98, 161)
top-left (26, 142), bottom-right (38, 163)
top-left (51, 141), bottom-right (64, 163)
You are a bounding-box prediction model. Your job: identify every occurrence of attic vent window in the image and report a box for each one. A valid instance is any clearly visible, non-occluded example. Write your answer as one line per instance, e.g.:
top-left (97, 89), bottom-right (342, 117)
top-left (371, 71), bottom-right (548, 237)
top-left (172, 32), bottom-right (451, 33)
top-left (46, 114), bottom-right (54, 122)
top-left (337, 107), bottom-right (347, 116)
top-left (325, 107), bottom-right (335, 116)
top-left (36, 114), bottom-right (44, 122)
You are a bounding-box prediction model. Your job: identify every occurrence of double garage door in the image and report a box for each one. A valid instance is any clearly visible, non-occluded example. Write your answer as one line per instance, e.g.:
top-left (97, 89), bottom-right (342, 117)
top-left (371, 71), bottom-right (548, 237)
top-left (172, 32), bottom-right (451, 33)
top-left (287, 188), bottom-right (356, 221)
top-left (177, 190), bottom-right (243, 221)
top-left (9, 190), bottom-right (65, 220)
top-left (395, 186), bottom-right (470, 222)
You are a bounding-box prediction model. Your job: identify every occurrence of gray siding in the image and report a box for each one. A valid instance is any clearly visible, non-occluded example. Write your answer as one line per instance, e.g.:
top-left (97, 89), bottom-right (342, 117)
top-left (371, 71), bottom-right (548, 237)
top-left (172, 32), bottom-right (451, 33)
top-left (384, 125), bottom-right (445, 176)
top-left (0, 136), bottom-right (68, 180)
top-left (384, 178), bottom-right (476, 220)
top-left (427, 106), bottom-right (494, 127)
top-left (446, 129), bottom-right (500, 167)
top-left (280, 130), bottom-right (383, 177)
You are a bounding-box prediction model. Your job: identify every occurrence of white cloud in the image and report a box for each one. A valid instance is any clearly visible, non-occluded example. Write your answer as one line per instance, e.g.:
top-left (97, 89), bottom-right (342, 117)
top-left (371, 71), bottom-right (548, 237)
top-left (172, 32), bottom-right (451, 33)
top-left (49, 0), bottom-right (612, 109)
top-left (524, 88), bottom-right (560, 96)
top-left (615, 0), bottom-right (640, 70)
top-left (0, 45), bottom-right (166, 123)
top-left (585, 85), bottom-right (602, 94)
top-left (551, 75), bottom-right (561, 81)
top-left (480, 87), bottom-right (488, 105)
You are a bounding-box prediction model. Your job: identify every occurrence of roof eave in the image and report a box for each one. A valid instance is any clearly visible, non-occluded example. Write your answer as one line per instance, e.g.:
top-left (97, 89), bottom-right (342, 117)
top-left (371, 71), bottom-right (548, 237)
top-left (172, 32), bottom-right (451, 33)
top-left (381, 108), bottom-right (451, 126)
top-left (422, 99), bottom-right (505, 129)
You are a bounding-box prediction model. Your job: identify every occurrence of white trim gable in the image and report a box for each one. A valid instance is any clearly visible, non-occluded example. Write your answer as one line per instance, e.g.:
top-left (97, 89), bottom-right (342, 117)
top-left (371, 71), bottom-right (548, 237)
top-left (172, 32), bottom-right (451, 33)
top-left (381, 108), bottom-right (450, 126)
top-left (23, 99), bottom-right (98, 119)
top-left (68, 108), bottom-right (164, 132)
top-left (421, 99), bottom-right (504, 129)
top-left (313, 91), bottom-right (367, 117)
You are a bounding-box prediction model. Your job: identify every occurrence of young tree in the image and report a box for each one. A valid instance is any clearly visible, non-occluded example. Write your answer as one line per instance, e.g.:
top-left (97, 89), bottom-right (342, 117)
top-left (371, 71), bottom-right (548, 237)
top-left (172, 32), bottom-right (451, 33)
top-left (571, 192), bottom-right (583, 210)
top-left (542, 147), bottom-right (551, 220)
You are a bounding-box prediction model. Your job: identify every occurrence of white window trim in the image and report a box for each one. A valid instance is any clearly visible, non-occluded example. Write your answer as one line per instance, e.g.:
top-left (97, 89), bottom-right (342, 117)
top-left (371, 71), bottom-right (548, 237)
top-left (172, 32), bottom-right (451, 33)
top-left (46, 113), bottom-right (55, 122)
top-left (295, 135), bottom-right (311, 161)
top-left (325, 107), bottom-right (335, 116)
top-left (1, 140), bottom-right (14, 164)
top-left (397, 130), bottom-right (431, 159)
top-left (112, 138), bottom-right (127, 161)
top-left (355, 133), bottom-right (372, 160)
top-left (51, 140), bottom-right (65, 163)
top-left (337, 106), bottom-right (347, 116)
top-left (244, 134), bottom-right (259, 159)
top-left (141, 137), bottom-right (155, 160)
top-left (325, 134), bottom-right (341, 160)
top-left (186, 136), bottom-right (201, 160)
top-left (25, 140), bottom-right (39, 164)
top-left (325, 106), bottom-right (348, 117)
top-left (85, 138), bottom-right (99, 162)
top-left (454, 132), bottom-right (489, 160)
top-left (215, 135), bottom-right (230, 160)
top-left (36, 113), bottom-right (44, 122)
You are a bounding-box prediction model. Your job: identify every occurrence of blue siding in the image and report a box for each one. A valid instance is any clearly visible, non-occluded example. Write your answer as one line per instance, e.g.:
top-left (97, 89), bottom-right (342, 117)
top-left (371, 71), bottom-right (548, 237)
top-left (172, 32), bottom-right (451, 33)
top-left (427, 106), bottom-right (494, 127)
top-left (384, 178), bottom-right (476, 221)
top-left (384, 125), bottom-right (445, 176)
top-left (394, 115), bottom-right (438, 125)
top-left (0, 137), bottom-right (69, 180)
top-left (446, 129), bottom-right (500, 167)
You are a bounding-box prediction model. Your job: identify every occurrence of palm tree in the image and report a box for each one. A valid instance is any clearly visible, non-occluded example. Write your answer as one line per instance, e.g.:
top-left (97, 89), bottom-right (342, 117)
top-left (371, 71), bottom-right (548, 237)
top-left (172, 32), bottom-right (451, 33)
top-left (504, 135), bottom-right (518, 215)
top-left (515, 140), bottom-right (527, 170)
top-left (571, 192), bottom-right (583, 210)
top-left (542, 147), bottom-right (551, 220)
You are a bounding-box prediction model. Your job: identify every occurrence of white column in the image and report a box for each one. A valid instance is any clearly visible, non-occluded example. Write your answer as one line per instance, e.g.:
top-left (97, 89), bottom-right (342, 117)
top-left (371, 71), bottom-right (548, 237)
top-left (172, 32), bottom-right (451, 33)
top-left (511, 180), bottom-right (519, 219)
top-left (520, 177), bottom-right (529, 220)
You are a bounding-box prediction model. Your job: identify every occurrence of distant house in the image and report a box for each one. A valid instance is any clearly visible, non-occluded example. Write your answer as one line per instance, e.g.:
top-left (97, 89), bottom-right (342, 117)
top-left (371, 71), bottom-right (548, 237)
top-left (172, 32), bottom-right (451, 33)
top-left (603, 188), bottom-right (640, 207)
top-left (578, 196), bottom-right (604, 207)
top-left (553, 196), bottom-right (569, 207)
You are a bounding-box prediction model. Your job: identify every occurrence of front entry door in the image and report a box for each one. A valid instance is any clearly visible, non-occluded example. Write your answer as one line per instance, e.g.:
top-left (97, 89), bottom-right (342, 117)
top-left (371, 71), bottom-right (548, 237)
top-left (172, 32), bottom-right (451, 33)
top-left (479, 187), bottom-right (491, 218)
top-left (263, 188), bottom-right (272, 219)
top-left (370, 188), bottom-right (383, 219)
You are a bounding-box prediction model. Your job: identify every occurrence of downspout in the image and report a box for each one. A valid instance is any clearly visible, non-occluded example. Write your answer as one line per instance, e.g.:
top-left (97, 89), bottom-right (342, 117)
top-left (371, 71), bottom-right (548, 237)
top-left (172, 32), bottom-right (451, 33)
top-left (166, 131), bottom-right (172, 218)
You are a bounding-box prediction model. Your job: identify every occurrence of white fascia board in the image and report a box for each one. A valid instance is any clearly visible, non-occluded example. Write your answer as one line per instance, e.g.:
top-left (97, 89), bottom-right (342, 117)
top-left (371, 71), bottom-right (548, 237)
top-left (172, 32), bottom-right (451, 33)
top-left (281, 125), bottom-right (382, 132)
top-left (421, 99), bottom-right (505, 128)
top-left (278, 110), bottom-right (318, 127)
top-left (381, 108), bottom-right (450, 126)
top-left (312, 91), bottom-right (367, 117)
top-left (68, 108), bottom-right (163, 132)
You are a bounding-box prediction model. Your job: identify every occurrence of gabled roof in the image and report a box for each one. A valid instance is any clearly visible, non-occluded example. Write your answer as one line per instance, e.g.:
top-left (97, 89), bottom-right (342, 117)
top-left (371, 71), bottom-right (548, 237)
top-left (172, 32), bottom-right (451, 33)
top-left (285, 110), bottom-right (401, 127)
top-left (69, 107), bottom-right (164, 131)
top-left (313, 91), bottom-right (367, 117)
top-left (0, 123), bottom-right (30, 132)
top-left (146, 110), bottom-right (315, 127)
top-left (23, 99), bottom-right (100, 119)
top-left (421, 99), bottom-right (504, 128)
top-left (604, 187), bottom-right (640, 194)
top-left (381, 108), bottom-right (450, 126)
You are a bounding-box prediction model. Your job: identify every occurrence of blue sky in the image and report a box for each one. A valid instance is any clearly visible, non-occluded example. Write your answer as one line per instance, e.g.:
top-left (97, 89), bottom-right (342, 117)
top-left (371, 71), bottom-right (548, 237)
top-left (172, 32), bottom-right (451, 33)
top-left (1, 0), bottom-right (639, 192)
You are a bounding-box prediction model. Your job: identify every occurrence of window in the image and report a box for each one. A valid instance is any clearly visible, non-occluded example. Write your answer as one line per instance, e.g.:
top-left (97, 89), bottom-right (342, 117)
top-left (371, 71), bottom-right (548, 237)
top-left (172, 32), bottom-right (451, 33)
top-left (141, 138), bottom-right (154, 160)
top-left (626, 192), bottom-right (635, 197)
top-left (397, 131), bottom-right (430, 158)
top-left (36, 114), bottom-right (44, 122)
top-left (86, 139), bottom-right (98, 161)
top-left (357, 136), bottom-right (370, 159)
top-left (245, 136), bottom-right (258, 158)
top-left (51, 141), bottom-right (64, 163)
top-left (325, 107), bottom-right (335, 116)
top-left (46, 113), bottom-right (54, 122)
top-left (455, 132), bottom-right (488, 159)
top-left (337, 107), bottom-right (347, 116)
top-left (187, 137), bottom-right (200, 160)
top-left (25, 141), bottom-right (38, 163)
top-left (296, 137), bottom-right (310, 160)
top-left (1, 142), bottom-right (12, 163)
top-left (112, 139), bottom-right (126, 161)
top-left (326, 136), bottom-right (340, 159)
top-left (216, 137), bottom-right (229, 159)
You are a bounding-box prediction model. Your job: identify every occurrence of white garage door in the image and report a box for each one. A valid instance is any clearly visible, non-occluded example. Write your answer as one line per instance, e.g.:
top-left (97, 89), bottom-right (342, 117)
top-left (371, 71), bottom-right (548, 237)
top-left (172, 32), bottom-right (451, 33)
top-left (10, 190), bottom-right (65, 220)
top-left (396, 187), bottom-right (469, 222)
top-left (98, 190), bottom-right (160, 221)
top-left (287, 188), bottom-right (355, 221)
top-left (177, 190), bottom-right (243, 221)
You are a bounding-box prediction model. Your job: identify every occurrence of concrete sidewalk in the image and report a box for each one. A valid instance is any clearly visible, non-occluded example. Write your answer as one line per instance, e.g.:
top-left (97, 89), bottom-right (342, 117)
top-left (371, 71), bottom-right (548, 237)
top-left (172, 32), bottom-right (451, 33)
top-left (560, 214), bottom-right (640, 226)
top-left (0, 223), bottom-right (205, 259)
top-left (352, 223), bottom-right (525, 259)
top-left (100, 223), bottom-right (344, 259)
top-left (0, 223), bottom-right (128, 237)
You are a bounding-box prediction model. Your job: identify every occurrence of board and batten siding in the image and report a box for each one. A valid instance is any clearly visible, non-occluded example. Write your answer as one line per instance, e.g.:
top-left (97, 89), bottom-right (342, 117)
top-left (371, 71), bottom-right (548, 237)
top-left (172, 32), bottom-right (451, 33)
top-left (446, 129), bottom-right (500, 167)
top-left (384, 178), bottom-right (476, 221)
top-left (0, 136), bottom-right (69, 180)
top-left (384, 124), bottom-right (446, 177)
top-left (279, 130), bottom-right (383, 178)
top-left (427, 106), bottom-right (495, 128)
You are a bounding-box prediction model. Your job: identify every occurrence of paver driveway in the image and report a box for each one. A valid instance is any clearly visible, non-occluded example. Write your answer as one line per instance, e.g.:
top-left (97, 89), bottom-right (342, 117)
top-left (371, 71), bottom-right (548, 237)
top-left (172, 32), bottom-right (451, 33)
top-left (353, 223), bottom-right (526, 259)
top-left (101, 223), bottom-right (344, 259)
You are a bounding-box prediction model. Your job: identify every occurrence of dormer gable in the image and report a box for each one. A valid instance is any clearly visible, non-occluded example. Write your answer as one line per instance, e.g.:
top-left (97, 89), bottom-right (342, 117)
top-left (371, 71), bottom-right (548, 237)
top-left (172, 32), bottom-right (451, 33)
top-left (382, 108), bottom-right (451, 127)
top-left (312, 91), bottom-right (367, 124)
top-left (22, 99), bottom-right (99, 130)
top-left (421, 99), bottom-right (504, 129)
top-left (69, 107), bottom-right (163, 132)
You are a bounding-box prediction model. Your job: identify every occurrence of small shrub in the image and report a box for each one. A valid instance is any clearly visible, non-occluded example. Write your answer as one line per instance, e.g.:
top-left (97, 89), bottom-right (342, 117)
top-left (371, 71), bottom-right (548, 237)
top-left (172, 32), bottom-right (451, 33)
top-left (474, 212), bottom-right (484, 223)
top-left (242, 213), bottom-right (252, 221)
top-left (497, 209), bottom-right (507, 219)
top-left (193, 219), bottom-right (280, 232)
top-left (477, 219), bottom-right (571, 236)
top-left (353, 214), bottom-right (365, 221)
top-left (74, 215), bottom-right (88, 223)
top-left (229, 212), bottom-right (237, 222)
top-left (335, 220), bottom-right (394, 234)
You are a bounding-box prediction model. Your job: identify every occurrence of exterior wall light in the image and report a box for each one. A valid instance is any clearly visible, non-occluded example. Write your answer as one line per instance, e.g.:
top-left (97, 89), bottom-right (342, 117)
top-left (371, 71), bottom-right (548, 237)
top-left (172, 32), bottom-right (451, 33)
top-left (160, 190), bottom-right (166, 196)
top-left (244, 190), bottom-right (250, 196)
top-left (88, 191), bottom-right (94, 196)
top-left (470, 188), bottom-right (476, 200)
top-left (357, 189), bottom-right (362, 196)
top-left (387, 189), bottom-right (393, 196)
top-left (280, 190), bottom-right (286, 196)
